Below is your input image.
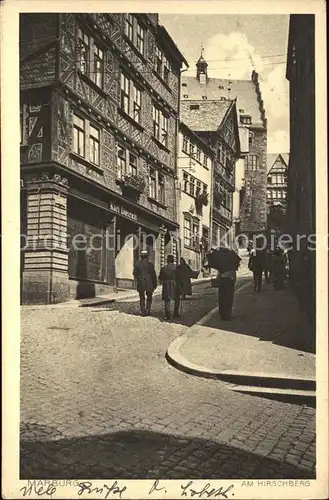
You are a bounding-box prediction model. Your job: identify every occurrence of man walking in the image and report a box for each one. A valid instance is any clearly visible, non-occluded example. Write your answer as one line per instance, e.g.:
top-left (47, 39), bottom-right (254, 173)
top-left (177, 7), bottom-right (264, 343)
top-left (158, 255), bottom-right (180, 320)
top-left (248, 248), bottom-right (265, 292)
top-left (133, 250), bottom-right (157, 316)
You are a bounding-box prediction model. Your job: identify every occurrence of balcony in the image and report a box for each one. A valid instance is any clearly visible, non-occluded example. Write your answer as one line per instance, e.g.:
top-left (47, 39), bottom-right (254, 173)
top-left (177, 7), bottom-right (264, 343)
top-left (117, 173), bottom-right (146, 201)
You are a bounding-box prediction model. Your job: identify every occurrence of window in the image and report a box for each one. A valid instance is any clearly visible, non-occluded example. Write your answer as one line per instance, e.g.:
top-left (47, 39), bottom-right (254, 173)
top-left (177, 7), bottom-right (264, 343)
top-left (182, 83), bottom-right (187, 87)
top-left (116, 145), bottom-right (139, 179)
top-left (153, 105), bottom-right (168, 147)
top-left (282, 190), bottom-right (287, 199)
top-left (183, 172), bottom-right (189, 192)
top-left (89, 124), bottom-right (100, 165)
top-left (190, 104), bottom-right (199, 110)
top-left (184, 217), bottom-right (192, 247)
top-left (133, 86), bottom-right (141, 123)
top-left (136, 23), bottom-right (145, 55)
top-left (189, 143), bottom-right (195, 157)
top-left (158, 173), bottom-right (165, 204)
top-left (196, 148), bottom-right (201, 163)
top-left (183, 94), bottom-right (189, 98)
top-left (203, 155), bottom-right (208, 168)
top-left (155, 46), bottom-right (162, 74)
top-left (196, 180), bottom-right (202, 197)
top-left (125, 14), bottom-right (145, 56)
top-left (120, 73), bottom-right (142, 124)
top-left (241, 115), bottom-right (252, 125)
top-left (93, 45), bottom-right (104, 88)
top-left (125, 14), bottom-right (134, 41)
top-left (189, 176), bottom-right (195, 196)
top-left (163, 56), bottom-right (170, 84)
top-left (150, 168), bottom-right (157, 199)
top-left (219, 85), bottom-right (224, 89)
top-left (120, 73), bottom-right (130, 114)
top-left (245, 155), bottom-right (258, 171)
top-left (202, 95), bottom-right (207, 100)
top-left (268, 176), bottom-right (272, 184)
top-left (267, 189), bottom-right (272, 198)
top-left (116, 145), bottom-right (127, 179)
top-left (248, 131), bottom-right (253, 145)
top-left (73, 114), bottom-right (85, 157)
top-left (77, 27), bottom-right (104, 88)
top-left (78, 29), bottom-right (90, 75)
top-left (155, 46), bottom-right (171, 83)
top-left (182, 135), bottom-right (189, 153)
top-left (149, 167), bottom-right (165, 204)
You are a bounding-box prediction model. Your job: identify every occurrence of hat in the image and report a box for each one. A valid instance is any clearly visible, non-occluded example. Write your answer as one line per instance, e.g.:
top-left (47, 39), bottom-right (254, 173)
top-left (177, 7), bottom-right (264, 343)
top-left (141, 250), bottom-right (148, 256)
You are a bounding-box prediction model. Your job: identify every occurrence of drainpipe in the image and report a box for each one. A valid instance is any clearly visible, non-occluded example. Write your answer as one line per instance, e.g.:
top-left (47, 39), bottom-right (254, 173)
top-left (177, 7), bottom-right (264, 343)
top-left (175, 65), bottom-right (189, 260)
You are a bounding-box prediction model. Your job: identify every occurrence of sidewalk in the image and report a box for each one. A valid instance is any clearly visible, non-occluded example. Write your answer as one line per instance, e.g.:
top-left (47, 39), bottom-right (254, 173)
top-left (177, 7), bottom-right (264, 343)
top-left (21, 276), bottom-right (212, 309)
top-left (166, 280), bottom-right (316, 402)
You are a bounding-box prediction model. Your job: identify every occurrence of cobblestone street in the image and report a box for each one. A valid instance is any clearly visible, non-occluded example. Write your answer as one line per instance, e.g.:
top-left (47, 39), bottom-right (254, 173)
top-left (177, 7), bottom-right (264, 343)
top-left (20, 280), bottom-right (316, 480)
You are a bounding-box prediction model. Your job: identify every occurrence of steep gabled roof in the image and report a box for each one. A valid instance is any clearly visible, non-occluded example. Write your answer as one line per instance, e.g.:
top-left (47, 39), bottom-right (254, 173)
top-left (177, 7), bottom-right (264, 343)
top-left (180, 100), bottom-right (233, 132)
top-left (181, 74), bottom-right (265, 126)
top-left (267, 153), bottom-right (290, 173)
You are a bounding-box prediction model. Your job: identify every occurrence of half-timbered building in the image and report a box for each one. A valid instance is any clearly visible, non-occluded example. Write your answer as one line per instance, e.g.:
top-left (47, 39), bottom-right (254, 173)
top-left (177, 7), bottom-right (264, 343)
top-left (20, 13), bottom-right (187, 304)
top-left (180, 99), bottom-right (240, 249)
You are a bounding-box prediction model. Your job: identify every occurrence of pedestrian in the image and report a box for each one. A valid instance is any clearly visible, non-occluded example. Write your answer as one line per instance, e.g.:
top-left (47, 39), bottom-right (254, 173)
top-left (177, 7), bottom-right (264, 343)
top-left (272, 247), bottom-right (286, 290)
top-left (263, 248), bottom-right (273, 284)
top-left (176, 257), bottom-right (193, 300)
top-left (217, 262), bottom-right (240, 321)
top-left (248, 248), bottom-right (265, 292)
top-left (158, 254), bottom-right (180, 320)
top-left (133, 249), bottom-right (157, 316)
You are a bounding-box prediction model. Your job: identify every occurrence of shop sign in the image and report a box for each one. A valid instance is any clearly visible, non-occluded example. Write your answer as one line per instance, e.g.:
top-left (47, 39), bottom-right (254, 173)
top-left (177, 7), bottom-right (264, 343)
top-left (109, 202), bottom-right (138, 222)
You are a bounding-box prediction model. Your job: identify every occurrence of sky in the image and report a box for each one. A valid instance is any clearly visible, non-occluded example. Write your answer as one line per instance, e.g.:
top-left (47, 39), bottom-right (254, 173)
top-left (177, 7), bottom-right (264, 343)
top-left (160, 14), bottom-right (290, 154)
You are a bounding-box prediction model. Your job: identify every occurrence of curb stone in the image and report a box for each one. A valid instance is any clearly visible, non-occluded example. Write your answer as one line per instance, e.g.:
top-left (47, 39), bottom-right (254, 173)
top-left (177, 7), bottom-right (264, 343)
top-left (166, 281), bottom-right (316, 403)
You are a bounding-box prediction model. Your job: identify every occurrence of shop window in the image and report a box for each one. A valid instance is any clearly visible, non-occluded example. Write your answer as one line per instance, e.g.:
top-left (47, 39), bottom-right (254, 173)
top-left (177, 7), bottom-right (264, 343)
top-left (73, 114), bottom-right (85, 157)
top-left (120, 72), bottom-right (142, 124)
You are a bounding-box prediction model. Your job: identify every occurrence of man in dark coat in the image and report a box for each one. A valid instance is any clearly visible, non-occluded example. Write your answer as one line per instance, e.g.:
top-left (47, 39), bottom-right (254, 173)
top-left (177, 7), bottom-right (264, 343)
top-left (133, 250), bottom-right (157, 316)
top-left (176, 257), bottom-right (193, 299)
top-left (158, 255), bottom-right (180, 320)
top-left (248, 248), bottom-right (265, 292)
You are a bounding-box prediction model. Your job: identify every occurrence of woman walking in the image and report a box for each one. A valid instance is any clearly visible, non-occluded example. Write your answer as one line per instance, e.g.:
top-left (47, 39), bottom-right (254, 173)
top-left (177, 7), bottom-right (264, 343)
top-left (176, 257), bottom-right (193, 299)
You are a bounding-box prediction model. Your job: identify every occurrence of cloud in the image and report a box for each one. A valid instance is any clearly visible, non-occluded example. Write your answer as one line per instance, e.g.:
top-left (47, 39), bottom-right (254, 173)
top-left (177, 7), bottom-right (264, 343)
top-left (268, 129), bottom-right (289, 153)
top-left (202, 32), bottom-right (264, 79)
top-left (260, 65), bottom-right (289, 121)
top-left (192, 31), bottom-right (290, 153)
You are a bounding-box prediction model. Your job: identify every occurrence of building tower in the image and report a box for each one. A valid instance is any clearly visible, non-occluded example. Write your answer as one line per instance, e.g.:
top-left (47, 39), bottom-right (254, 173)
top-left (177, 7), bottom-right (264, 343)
top-left (196, 46), bottom-right (208, 84)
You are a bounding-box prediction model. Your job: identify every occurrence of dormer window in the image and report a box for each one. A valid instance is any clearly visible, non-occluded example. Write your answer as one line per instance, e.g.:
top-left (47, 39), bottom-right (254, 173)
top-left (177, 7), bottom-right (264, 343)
top-left (240, 115), bottom-right (252, 125)
top-left (202, 95), bottom-right (207, 100)
top-left (218, 85), bottom-right (224, 89)
top-left (182, 83), bottom-right (187, 87)
top-left (183, 94), bottom-right (189, 98)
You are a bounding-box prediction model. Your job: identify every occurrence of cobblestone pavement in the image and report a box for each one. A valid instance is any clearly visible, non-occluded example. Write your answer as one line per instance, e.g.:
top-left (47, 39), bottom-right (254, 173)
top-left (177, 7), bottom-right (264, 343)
top-left (20, 280), bottom-right (316, 480)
